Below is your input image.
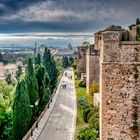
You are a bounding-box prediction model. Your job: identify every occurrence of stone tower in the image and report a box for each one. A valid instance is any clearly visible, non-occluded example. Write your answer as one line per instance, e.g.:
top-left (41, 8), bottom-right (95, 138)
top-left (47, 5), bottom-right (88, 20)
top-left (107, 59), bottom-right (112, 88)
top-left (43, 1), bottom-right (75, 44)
top-left (86, 45), bottom-right (99, 93)
top-left (77, 46), bottom-right (87, 78)
top-left (100, 31), bottom-right (140, 140)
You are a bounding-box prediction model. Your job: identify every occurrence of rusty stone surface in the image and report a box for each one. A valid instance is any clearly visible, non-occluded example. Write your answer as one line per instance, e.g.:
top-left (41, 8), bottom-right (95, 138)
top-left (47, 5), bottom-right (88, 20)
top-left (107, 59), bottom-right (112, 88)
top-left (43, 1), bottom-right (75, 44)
top-left (100, 31), bottom-right (140, 140)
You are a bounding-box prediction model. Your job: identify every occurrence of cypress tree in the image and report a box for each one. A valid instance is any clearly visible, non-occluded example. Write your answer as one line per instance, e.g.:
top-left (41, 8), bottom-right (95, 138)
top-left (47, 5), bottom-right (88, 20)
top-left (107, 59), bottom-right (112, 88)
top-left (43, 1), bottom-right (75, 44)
top-left (136, 27), bottom-right (140, 41)
top-left (44, 73), bottom-right (51, 102)
top-left (0, 53), bottom-right (3, 62)
top-left (15, 65), bottom-right (23, 80)
top-left (13, 78), bottom-right (32, 140)
top-left (136, 18), bottom-right (140, 25)
top-left (50, 57), bottom-right (58, 90)
top-left (43, 47), bottom-right (58, 92)
top-left (5, 72), bottom-right (13, 85)
top-left (26, 58), bottom-right (39, 122)
top-left (35, 53), bottom-right (41, 65)
top-left (69, 57), bottom-right (74, 65)
top-left (36, 65), bottom-right (50, 112)
top-left (125, 31), bottom-right (130, 41)
top-left (62, 56), bottom-right (69, 68)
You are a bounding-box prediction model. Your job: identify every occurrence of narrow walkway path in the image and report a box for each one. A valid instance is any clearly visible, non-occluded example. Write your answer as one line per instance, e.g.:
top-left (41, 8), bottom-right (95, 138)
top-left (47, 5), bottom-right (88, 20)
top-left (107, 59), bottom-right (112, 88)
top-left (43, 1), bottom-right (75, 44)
top-left (37, 69), bottom-right (76, 140)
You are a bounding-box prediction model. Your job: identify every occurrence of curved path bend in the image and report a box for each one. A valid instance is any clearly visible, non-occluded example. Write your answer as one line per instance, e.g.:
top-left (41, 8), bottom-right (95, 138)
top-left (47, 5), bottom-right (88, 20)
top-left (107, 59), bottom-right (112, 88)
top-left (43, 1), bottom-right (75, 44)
top-left (30, 69), bottom-right (76, 140)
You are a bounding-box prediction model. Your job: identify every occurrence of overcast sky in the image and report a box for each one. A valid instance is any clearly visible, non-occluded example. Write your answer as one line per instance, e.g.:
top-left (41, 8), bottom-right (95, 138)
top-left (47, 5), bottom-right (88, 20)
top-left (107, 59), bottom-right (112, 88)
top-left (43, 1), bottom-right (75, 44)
top-left (0, 0), bottom-right (139, 47)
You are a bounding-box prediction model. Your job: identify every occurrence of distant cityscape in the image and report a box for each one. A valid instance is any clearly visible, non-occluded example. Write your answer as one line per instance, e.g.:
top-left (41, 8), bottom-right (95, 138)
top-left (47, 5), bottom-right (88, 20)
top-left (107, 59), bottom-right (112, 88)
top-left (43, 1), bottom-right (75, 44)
top-left (0, 42), bottom-right (79, 80)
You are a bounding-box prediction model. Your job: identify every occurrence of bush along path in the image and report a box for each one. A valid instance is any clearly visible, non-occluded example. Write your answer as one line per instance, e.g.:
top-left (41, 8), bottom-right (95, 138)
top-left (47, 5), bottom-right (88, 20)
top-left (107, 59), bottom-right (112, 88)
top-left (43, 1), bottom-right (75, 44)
top-left (74, 75), bottom-right (99, 140)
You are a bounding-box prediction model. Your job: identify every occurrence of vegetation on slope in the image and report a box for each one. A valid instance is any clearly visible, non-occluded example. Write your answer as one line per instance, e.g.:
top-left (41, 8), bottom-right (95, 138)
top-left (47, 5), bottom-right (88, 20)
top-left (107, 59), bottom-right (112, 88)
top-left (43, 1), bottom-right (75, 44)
top-left (0, 47), bottom-right (60, 139)
top-left (74, 74), bottom-right (99, 140)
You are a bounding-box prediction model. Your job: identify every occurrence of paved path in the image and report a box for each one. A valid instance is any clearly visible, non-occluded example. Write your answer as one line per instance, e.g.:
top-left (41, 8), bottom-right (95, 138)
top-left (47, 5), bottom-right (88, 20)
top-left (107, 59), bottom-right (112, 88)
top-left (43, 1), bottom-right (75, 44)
top-left (36, 69), bottom-right (76, 140)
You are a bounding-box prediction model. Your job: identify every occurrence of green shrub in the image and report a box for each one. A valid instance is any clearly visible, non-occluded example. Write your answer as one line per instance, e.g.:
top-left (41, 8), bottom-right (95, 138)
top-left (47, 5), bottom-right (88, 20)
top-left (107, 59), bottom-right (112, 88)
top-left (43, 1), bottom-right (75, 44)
top-left (77, 127), bottom-right (98, 140)
top-left (87, 107), bottom-right (99, 122)
top-left (0, 109), bottom-right (13, 140)
top-left (89, 115), bottom-right (99, 133)
top-left (79, 97), bottom-right (97, 123)
top-left (83, 107), bottom-right (93, 123)
top-left (78, 97), bottom-right (90, 107)
top-left (79, 81), bottom-right (86, 87)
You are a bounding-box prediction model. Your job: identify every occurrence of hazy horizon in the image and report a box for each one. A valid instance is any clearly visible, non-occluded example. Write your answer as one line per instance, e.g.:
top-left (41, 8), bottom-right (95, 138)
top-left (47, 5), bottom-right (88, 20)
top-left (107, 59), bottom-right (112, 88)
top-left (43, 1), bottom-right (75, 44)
top-left (0, 0), bottom-right (140, 47)
top-left (0, 33), bottom-right (93, 48)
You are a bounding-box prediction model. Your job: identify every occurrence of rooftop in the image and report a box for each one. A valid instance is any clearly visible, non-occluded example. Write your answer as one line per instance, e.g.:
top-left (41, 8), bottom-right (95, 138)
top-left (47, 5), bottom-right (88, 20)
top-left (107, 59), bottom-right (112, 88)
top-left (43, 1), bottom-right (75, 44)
top-left (95, 25), bottom-right (127, 34)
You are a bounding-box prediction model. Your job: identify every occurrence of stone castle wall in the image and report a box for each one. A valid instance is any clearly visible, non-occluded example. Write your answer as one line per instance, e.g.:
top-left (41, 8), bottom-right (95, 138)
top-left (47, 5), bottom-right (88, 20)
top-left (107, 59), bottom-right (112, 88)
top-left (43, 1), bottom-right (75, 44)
top-left (77, 46), bottom-right (87, 79)
top-left (86, 46), bottom-right (100, 93)
top-left (100, 31), bottom-right (140, 140)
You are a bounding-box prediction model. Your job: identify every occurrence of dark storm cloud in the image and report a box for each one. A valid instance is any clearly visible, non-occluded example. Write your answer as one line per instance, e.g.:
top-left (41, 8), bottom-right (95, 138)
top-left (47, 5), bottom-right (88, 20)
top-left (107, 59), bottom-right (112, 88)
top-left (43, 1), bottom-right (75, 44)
top-left (0, 0), bottom-right (39, 14)
top-left (0, 0), bottom-right (140, 33)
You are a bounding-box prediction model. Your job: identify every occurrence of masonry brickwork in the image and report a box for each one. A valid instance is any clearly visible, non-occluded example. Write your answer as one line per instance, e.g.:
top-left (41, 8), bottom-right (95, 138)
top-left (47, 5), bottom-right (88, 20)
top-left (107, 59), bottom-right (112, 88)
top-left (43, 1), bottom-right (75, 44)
top-left (100, 30), bottom-right (140, 140)
top-left (86, 45), bottom-right (100, 93)
top-left (77, 46), bottom-right (87, 79)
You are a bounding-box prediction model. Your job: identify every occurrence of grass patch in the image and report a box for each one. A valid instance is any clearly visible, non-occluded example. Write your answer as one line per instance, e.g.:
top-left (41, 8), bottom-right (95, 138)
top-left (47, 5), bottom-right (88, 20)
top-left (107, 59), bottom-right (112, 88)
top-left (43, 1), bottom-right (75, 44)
top-left (74, 74), bottom-right (93, 140)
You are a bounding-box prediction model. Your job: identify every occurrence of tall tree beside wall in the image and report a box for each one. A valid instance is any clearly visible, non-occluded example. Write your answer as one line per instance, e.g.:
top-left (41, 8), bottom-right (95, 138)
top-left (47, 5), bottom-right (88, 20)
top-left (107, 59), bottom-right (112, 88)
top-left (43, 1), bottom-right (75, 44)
top-left (26, 58), bottom-right (39, 123)
top-left (36, 65), bottom-right (50, 112)
top-left (13, 79), bottom-right (32, 140)
top-left (35, 53), bottom-right (41, 65)
top-left (43, 47), bottom-right (58, 92)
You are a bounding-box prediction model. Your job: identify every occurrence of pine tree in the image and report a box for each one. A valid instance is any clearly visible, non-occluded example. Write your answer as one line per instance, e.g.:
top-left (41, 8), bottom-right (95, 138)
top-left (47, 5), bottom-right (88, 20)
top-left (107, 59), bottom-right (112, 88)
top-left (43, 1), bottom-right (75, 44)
top-left (43, 47), bottom-right (58, 92)
top-left (35, 53), bottom-right (41, 65)
top-left (13, 78), bottom-right (32, 140)
top-left (26, 58), bottom-right (39, 122)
